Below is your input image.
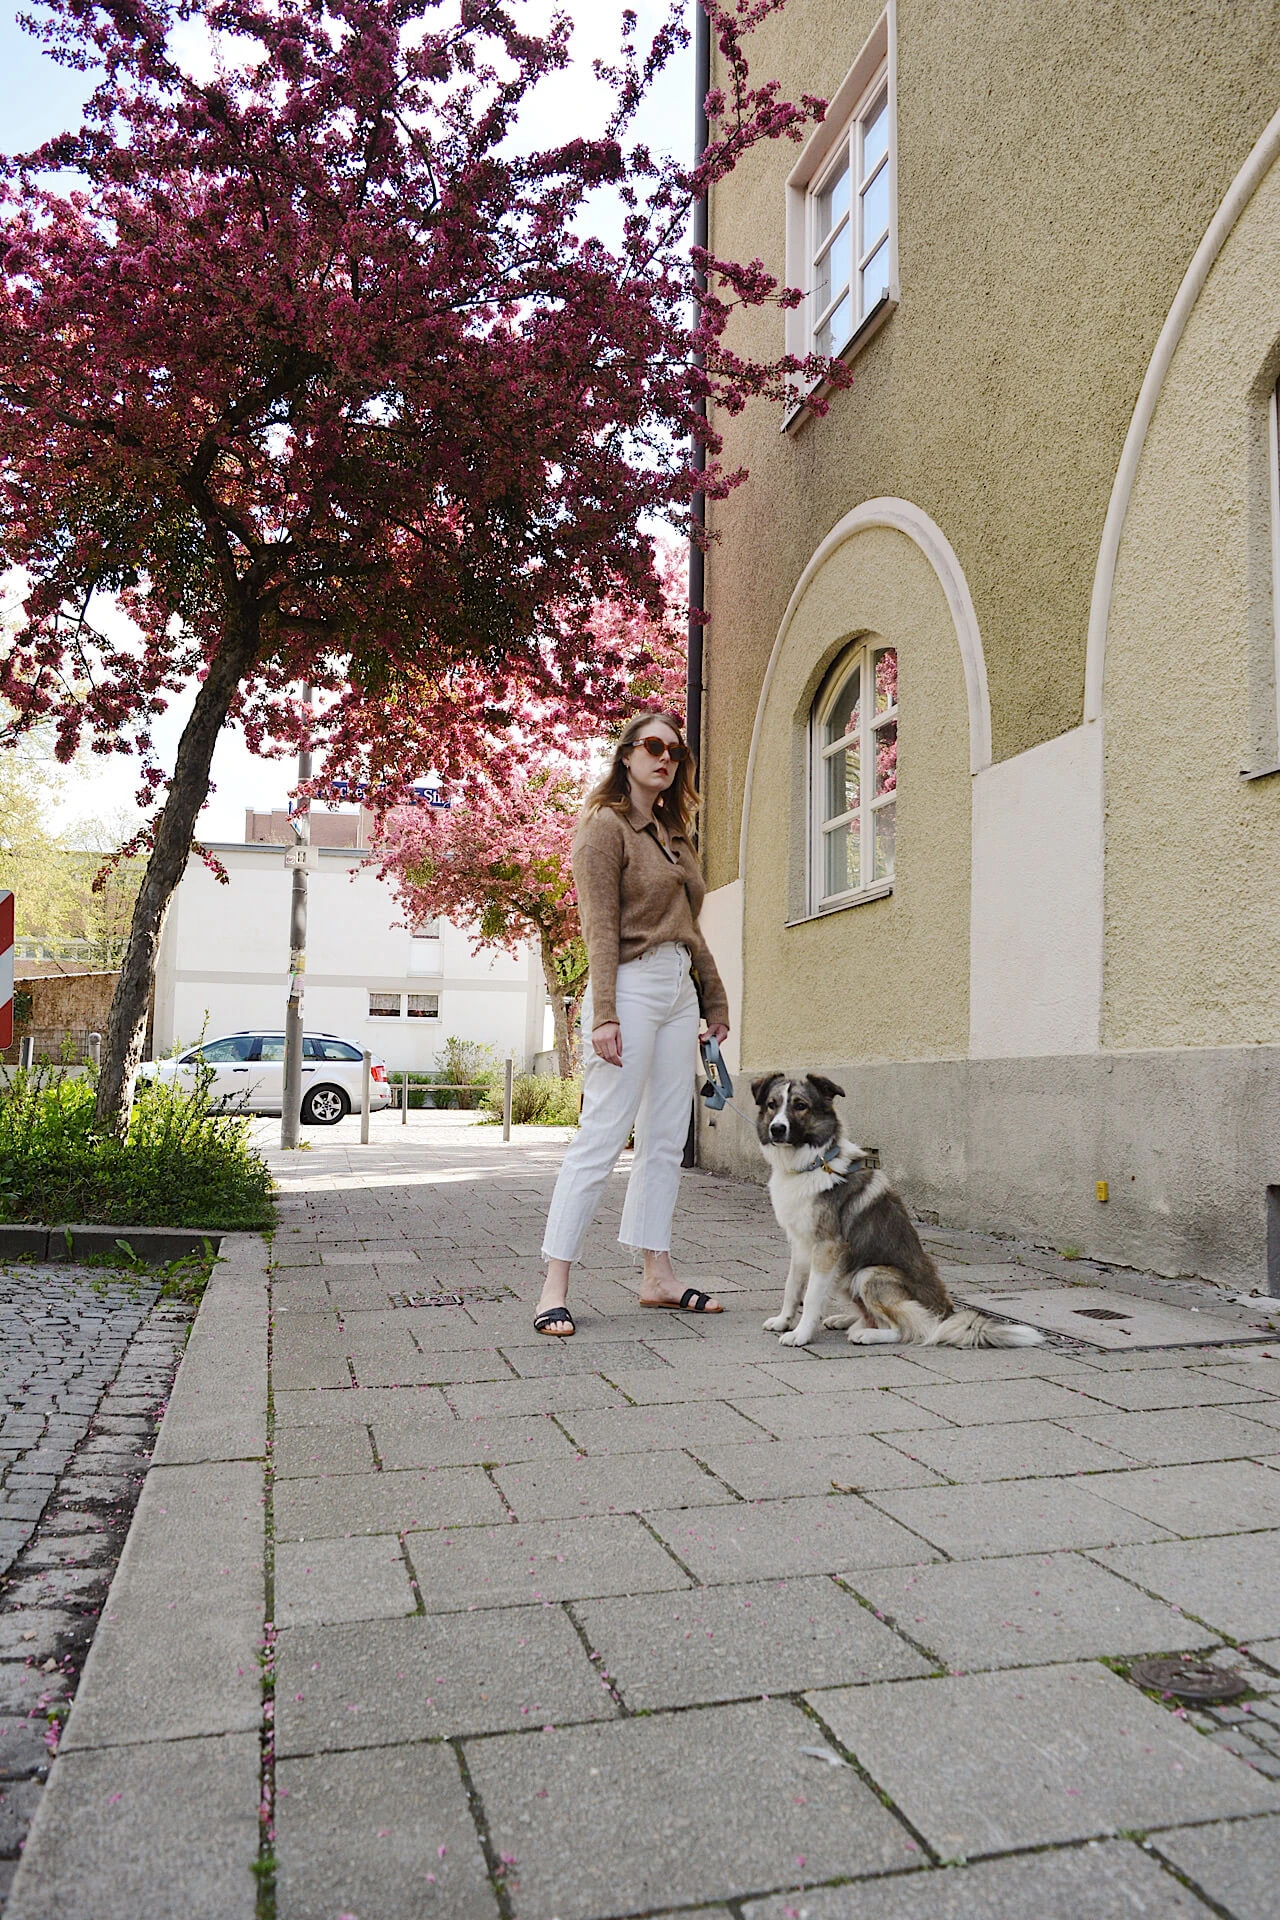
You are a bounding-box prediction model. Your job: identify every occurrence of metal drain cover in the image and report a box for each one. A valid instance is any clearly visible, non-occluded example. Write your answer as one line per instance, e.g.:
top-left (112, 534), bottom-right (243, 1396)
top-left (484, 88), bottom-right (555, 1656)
top-left (1129, 1656), bottom-right (1249, 1703)
top-left (394, 1287), bottom-right (517, 1309)
top-left (1072, 1307), bottom-right (1133, 1322)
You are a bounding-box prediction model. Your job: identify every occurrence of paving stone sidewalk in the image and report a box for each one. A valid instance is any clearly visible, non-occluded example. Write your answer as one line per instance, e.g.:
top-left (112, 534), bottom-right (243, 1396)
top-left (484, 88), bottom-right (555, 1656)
top-left (17, 1111), bottom-right (1280, 1918)
top-left (0, 1265), bottom-right (190, 1903)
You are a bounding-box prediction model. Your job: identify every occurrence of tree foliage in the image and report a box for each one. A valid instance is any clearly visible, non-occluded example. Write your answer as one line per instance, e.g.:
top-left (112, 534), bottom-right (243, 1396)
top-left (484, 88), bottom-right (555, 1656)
top-left (0, 0), bottom-right (834, 1122)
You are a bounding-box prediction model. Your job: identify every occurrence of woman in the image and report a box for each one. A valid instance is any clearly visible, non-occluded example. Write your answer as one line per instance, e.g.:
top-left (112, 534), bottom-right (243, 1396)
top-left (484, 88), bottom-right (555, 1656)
top-left (535, 711), bottom-right (731, 1335)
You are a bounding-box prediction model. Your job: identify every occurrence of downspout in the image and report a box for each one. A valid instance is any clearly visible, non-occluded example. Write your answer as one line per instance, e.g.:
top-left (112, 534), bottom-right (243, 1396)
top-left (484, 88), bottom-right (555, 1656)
top-left (686, 0), bottom-right (710, 787)
top-left (683, 3), bottom-right (712, 1174)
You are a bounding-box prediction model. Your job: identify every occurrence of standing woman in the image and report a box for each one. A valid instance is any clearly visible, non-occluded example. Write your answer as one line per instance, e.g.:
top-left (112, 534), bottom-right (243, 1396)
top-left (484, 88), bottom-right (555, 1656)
top-left (534, 711), bottom-right (730, 1335)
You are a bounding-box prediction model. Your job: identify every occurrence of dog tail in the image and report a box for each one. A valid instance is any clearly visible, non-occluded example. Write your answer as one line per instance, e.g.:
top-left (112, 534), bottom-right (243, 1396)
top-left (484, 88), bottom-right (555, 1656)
top-left (932, 1309), bottom-right (1045, 1349)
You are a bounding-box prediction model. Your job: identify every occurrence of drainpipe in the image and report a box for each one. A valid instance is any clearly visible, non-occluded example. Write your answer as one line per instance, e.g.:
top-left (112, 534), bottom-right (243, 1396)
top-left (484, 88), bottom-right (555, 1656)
top-left (683, 4), bottom-right (712, 1175)
top-left (686, 0), bottom-right (711, 788)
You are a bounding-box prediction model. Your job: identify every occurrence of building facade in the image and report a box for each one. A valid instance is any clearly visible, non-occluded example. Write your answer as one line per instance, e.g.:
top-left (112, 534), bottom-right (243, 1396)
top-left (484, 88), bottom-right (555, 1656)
top-left (153, 821), bottom-right (547, 1070)
top-left (695, 1), bottom-right (1280, 1288)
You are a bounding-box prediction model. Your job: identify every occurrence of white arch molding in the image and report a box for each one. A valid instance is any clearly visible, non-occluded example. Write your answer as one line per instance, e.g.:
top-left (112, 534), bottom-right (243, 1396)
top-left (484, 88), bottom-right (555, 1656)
top-left (737, 496), bottom-right (991, 877)
top-left (1085, 100), bottom-right (1280, 723)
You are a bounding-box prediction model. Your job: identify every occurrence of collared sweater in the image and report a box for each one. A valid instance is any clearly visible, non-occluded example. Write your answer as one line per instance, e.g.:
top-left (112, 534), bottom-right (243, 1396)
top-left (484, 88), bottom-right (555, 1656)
top-left (572, 802), bottom-right (730, 1032)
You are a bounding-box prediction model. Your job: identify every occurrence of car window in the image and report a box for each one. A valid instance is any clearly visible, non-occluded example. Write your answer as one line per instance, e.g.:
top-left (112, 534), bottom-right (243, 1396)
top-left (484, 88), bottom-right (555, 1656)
top-left (312, 1039), bottom-right (362, 1062)
top-left (257, 1036), bottom-right (287, 1062)
top-left (189, 1036), bottom-right (254, 1064)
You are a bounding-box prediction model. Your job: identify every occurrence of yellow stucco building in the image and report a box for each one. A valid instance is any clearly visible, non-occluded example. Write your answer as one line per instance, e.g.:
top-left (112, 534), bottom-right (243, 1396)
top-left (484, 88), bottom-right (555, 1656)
top-left (694, 0), bottom-right (1280, 1289)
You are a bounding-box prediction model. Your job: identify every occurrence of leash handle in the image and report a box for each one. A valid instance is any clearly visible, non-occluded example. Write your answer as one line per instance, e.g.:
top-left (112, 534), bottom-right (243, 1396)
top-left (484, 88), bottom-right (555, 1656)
top-left (698, 1033), bottom-right (734, 1111)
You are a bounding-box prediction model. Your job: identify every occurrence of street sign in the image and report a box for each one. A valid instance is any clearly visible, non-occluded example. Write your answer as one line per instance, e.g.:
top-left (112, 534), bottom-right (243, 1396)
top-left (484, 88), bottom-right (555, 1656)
top-left (0, 891), bottom-right (13, 1050)
top-left (284, 844), bottom-right (321, 872)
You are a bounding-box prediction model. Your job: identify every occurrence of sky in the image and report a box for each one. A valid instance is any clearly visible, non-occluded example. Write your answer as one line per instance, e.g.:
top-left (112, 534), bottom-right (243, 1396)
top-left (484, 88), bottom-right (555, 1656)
top-left (0, 2), bottom-right (695, 843)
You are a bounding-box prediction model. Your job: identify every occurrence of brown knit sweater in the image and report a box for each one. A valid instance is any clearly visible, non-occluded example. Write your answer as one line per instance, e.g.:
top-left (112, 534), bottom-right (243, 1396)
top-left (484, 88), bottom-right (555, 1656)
top-left (573, 803), bottom-right (730, 1032)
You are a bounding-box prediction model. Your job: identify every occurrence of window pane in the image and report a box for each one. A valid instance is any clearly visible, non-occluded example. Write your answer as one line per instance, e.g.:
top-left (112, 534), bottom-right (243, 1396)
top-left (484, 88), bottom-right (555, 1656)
top-left (815, 152), bottom-right (851, 242)
top-left (824, 818), bottom-right (859, 898)
top-left (316, 1039), bottom-right (361, 1060)
top-left (861, 238), bottom-right (890, 310)
top-left (196, 1036), bottom-right (254, 1064)
top-left (874, 646), bottom-right (897, 713)
top-left (862, 97), bottom-right (888, 175)
top-left (368, 993), bottom-right (400, 1018)
top-left (825, 744), bottom-right (860, 821)
top-left (816, 295), bottom-right (852, 356)
top-left (407, 994), bottom-right (439, 1019)
top-left (258, 1035), bottom-right (287, 1061)
top-left (874, 801), bottom-right (896, 881)
top-left (824, 665), bottom-right (860, 747)
top-left (860, 164), bottom-right (890, 256)
top-left (874, 717), bottom-right (897, 797)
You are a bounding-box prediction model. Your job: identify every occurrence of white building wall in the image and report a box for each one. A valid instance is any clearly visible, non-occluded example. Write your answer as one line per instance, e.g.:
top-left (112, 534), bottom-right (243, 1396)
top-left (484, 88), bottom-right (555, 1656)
top-left (153, 845), bottom-right (547, 1069)
top-left (968, 723), bottom-right (1104, 1058)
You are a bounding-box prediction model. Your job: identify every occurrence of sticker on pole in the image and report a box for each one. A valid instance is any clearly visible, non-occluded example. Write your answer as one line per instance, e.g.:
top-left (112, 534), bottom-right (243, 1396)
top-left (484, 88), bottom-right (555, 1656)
top-left (0, 890), bottom-right (13, 1051)
top-left (284, 844), bottom-right (321, 871)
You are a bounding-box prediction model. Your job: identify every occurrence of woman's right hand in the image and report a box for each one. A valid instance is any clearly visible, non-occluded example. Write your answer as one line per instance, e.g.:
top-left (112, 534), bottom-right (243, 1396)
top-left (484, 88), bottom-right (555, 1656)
top-left (593, 1021), bottom-right (623, 1067)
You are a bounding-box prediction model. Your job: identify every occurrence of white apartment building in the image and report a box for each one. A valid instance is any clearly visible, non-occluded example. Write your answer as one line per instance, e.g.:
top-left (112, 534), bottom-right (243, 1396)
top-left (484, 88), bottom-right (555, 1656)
top-left (153, 819), bottom-right (547, 1068)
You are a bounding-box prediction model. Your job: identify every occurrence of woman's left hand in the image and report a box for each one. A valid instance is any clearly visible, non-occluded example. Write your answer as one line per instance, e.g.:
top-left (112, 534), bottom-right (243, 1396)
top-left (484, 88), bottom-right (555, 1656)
top-left (705, 1022), bottom-right (729, 1044)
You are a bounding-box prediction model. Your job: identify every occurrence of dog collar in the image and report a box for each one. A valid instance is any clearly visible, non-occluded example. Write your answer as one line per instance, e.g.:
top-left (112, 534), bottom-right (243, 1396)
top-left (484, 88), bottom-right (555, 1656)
top-left (795, 1138), bottom-right (847, 1177)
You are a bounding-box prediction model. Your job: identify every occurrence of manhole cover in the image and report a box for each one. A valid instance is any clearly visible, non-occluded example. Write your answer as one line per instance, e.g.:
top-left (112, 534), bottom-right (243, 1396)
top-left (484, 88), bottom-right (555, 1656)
top-left (394, 1287), bottom-right (517, 1309)
top-left (1129, 1656), bottom-right (1249, 1703)
top-left (1072, 1307), bottom-right (1132, 1322)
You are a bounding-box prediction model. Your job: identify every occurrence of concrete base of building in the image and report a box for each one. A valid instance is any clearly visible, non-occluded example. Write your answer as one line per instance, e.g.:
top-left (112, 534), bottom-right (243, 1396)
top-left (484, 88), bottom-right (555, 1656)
top-left (698, 1045), bottom-right (1280, 1294)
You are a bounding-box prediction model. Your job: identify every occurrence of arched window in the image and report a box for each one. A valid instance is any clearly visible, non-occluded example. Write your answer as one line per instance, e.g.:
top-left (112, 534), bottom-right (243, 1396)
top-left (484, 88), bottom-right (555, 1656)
top-left (811, 642), bottom-right (897, 911)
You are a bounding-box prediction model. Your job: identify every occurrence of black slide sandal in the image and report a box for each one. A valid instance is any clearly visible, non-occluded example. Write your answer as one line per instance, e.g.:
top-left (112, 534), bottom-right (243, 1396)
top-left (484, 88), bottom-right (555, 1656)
top-left (641, 1288), bottom-right (722, 1313)
top-left (534, 1306), bottom-right (575, 1337)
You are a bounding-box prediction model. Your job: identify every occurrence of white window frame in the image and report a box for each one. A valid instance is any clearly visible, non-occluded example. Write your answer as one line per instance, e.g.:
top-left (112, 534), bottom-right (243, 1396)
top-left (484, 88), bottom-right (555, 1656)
top-left (810, 642), bottom-right (898, 913)
top-left (367, 991), bottom-right (402, 1019)
top-left (406, 992), bottom-right (439, 1020)
top-left (784, 5), bottom-right (898, 424)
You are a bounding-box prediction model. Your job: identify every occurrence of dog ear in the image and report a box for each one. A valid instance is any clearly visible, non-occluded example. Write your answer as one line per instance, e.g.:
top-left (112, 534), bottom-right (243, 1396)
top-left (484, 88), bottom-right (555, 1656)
top-left (750, 1073), bottom-right (783, 1107)
top-left (807, 1075), bottom-right (846, 1103)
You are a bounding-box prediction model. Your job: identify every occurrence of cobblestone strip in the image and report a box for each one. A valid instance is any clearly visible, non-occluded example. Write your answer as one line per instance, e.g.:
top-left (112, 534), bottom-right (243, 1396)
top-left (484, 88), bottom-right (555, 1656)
top-left (0, 1267), bottom-right (191, 1905)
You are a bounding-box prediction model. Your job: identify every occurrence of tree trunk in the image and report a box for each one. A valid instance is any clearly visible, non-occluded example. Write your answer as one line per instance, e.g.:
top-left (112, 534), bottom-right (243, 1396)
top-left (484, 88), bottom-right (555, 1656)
top-left (95, 615), bottom-right (261, 1131)
top-left (541, 937), bottom-right (575, 1079)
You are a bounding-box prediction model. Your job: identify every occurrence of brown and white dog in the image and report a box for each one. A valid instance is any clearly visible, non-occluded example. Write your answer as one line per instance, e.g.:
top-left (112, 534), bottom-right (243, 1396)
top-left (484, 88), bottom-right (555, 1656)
top-left (753, 1074), bottom-right (1044, 1349)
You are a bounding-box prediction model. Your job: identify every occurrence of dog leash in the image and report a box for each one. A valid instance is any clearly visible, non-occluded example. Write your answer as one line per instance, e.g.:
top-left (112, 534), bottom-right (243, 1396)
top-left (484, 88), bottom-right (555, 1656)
top-left (698, 1034), bottom-right (734, 1111)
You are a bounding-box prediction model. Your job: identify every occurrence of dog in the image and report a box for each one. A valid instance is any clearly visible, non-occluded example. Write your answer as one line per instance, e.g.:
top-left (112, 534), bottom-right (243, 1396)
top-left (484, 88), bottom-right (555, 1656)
top-left (752, 1073), bottom-right (1044, 1350)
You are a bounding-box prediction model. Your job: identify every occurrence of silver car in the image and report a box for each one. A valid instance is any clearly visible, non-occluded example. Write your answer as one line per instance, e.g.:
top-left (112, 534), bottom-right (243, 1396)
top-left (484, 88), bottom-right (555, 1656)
top-left (145, 1031), bottom-right (394, 1125)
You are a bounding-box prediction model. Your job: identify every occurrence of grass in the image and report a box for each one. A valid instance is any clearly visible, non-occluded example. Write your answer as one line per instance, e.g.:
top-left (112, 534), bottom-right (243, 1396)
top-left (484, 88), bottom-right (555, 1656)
top-left (0, 1063), bottom-right (274, 1232)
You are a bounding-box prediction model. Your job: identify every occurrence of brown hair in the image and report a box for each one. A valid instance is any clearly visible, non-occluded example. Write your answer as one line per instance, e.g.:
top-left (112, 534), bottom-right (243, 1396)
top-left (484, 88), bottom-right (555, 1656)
top-left (585, 711), bottom-right (698, 838)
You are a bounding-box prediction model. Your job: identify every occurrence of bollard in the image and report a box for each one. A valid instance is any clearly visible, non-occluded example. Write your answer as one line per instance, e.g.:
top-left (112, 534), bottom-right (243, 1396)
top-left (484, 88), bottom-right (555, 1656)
top-left (19, 1035), bottom-right (34, 1069)
top-left (360, 1049), bottom-right (371, 1144)
top-left (502, 1053), bottom-right (514, 1143)
top-left (401, 1069), bottom-right (409, 1125)
top-left (88, 1031), bottom-right (102, 1070)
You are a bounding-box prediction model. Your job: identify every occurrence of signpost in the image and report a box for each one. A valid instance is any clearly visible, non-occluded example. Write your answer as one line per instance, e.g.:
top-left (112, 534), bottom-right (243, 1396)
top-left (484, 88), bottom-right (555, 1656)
top-left (0, 890), bottom-right (13, 1051)
top-left (280, 693), bottom-right (313, 1149)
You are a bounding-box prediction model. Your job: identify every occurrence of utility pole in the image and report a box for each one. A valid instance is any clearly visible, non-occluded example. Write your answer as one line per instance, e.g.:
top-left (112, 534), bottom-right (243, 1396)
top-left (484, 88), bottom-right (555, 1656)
top-left (280, 689), bottom-right (313, 1149)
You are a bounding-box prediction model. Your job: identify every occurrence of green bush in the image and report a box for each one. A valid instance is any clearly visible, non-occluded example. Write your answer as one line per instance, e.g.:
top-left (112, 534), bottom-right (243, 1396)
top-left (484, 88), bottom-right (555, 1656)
top-left (427, 1035), bottom-right (499, 1110)
top-left (481, 1073), bottom-right (581, 1127)
top-left (0, 1064), bottom-right (274, 1230)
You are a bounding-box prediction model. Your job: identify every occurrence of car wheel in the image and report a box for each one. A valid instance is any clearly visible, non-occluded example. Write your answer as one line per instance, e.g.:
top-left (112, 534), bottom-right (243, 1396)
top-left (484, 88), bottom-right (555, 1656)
top-left (302, 1084), bottom-right (349, 1126)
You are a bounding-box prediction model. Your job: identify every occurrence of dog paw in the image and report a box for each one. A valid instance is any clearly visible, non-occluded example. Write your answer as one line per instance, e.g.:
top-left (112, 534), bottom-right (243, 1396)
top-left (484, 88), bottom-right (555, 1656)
top-left (762, 1314), bottom-right (791, 1332)
top-left (822, 1312), bottom-right (858, 1330)
top-left (847, 1327), bottom-right (897, 1344)
top-left (778, 1328), bottom-right (811, 1347)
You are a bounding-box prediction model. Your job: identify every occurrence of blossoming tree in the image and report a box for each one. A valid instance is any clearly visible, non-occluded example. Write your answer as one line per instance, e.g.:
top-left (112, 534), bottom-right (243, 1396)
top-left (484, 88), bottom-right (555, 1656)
top-left (379, 577), bottom-right (687, 1076)
top-left (0, 0), bottom-right (833, 1127)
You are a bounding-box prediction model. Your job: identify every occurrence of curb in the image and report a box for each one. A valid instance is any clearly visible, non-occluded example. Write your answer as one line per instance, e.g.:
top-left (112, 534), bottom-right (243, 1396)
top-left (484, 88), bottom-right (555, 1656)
top-left (0, 1225), bottom-right (225, 1265)
top-left (5, 1233), bottom-right (270, 1920)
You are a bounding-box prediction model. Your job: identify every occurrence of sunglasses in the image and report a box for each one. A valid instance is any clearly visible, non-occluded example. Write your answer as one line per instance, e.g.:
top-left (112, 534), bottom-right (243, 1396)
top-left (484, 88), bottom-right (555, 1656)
top-left (631, 735), bottom-right (687, 763)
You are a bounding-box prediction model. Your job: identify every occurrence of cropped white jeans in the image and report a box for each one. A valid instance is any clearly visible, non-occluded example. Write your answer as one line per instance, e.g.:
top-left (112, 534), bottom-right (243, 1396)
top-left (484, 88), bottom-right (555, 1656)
top-left (541, 942), bottom-right (700, 1264)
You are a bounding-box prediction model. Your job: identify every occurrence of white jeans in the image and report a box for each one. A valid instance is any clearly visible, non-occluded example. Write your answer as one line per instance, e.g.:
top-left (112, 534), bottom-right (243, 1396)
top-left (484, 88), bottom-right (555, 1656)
top-left (541, 943), bottom-right (700, 1264)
